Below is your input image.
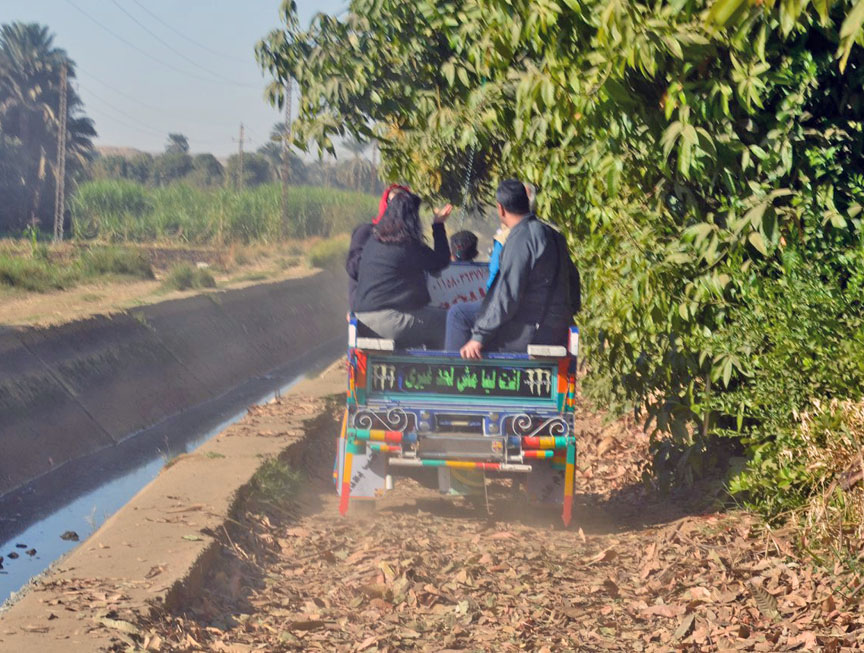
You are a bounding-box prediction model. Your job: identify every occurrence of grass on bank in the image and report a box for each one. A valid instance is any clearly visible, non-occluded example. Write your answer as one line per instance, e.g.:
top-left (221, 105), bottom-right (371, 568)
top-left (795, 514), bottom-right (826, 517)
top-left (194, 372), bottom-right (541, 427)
top-left (0, 254), bottom-right (77, 291)
top-left (307, 234), bottom-right (350, 270)
top-left (248, 457), bottom-right (304, 512)
top-left (163, 263), bottom-right (216, 291)
top-left (80, 246), bottom-right (155, 279)
top-left (0, 245), bottom-right (155, 293)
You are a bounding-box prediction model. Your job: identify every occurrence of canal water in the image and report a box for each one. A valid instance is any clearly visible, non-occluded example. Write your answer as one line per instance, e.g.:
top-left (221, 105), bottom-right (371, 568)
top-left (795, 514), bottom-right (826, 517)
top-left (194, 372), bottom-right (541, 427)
top-left (0, 339), bottom-right (341, 605)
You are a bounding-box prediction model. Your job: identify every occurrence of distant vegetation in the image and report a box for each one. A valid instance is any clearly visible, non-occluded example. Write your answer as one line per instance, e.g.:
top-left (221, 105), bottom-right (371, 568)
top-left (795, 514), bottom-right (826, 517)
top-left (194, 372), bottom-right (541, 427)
top-left (90, 127), bottom-right (381, 195)
top-left (0, 20), bottom-right (380, 241)
top-left (71, 180), bottom-right (376, 244)
top-left (0, 22), bottom-right (95, 234)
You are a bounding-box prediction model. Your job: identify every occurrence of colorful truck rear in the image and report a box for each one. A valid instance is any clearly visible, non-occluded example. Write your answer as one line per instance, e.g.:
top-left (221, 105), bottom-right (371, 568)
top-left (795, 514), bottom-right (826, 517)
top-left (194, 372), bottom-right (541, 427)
top-left (336, 262), bottom-right (580, 524)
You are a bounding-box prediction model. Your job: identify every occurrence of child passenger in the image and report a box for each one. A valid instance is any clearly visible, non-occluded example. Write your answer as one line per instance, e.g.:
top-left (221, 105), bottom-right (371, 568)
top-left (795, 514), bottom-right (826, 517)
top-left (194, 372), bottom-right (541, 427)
top-left (449, 230), bottom-right (479, 262)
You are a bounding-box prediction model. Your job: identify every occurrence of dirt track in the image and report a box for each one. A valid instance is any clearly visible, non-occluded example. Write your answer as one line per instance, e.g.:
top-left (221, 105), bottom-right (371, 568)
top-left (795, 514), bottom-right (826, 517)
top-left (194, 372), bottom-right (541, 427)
top-left (119, 386), bottom-right (864, 652)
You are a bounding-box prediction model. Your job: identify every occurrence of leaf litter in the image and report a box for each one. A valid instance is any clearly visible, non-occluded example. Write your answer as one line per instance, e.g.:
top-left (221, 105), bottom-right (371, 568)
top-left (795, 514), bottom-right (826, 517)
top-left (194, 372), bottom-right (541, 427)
top-left (107, 398), bottom-right (864, 652)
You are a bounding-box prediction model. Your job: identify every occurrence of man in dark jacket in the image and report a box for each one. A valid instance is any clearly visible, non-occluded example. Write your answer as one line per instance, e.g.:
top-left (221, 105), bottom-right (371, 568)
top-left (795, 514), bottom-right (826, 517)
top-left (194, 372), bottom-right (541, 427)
top-left (457, 179), bottom-right (580, 359)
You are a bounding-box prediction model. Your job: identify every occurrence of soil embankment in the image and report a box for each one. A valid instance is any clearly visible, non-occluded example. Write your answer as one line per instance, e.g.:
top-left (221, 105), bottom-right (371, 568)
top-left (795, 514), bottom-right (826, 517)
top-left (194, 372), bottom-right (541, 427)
top-left (0, 270), bottom-right (346, 497)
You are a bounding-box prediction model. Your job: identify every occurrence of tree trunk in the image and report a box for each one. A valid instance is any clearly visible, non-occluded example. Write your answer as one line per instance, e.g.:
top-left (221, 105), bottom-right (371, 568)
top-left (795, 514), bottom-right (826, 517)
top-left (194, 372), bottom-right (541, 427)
top-left (29, 147), bottom-right (47, 228)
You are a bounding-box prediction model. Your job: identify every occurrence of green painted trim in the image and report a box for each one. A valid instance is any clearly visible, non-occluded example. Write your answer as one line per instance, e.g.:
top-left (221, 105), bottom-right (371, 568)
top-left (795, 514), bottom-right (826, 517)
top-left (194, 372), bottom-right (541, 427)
top-left (348, 428), bottom-right (372, 441)
top-left (346, 438), bottom-right (366, 455)
top-left (366, 392), bottom-right (556, 408)
top-left (364, 355), bottom-right (561, 408)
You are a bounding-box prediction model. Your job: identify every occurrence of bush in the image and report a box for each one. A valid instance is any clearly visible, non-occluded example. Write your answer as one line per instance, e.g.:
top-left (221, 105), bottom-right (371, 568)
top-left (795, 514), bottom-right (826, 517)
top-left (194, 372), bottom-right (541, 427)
top-left (249, 457), bottom-right (303, 506)
top-left (80, 246), bottom-right (155, 279)
top-left (0, 254), bottom-right (78, 292)
top-left (307, 235), bottom-right (350, 270)
top-left (163, 263), bottom-right (216, 291)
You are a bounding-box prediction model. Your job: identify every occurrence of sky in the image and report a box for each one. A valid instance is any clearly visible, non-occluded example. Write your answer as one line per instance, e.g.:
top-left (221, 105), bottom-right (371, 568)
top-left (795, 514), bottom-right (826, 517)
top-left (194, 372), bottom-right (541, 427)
top-left (2, 0), bottom-right (346, 156)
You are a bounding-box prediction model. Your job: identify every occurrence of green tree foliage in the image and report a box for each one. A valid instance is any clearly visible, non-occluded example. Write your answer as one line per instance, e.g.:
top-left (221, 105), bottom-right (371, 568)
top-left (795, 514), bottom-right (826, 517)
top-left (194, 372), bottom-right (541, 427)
top-left (258, 0), bottom-right (864, 515)
top-left (0, 22), bottom-right (95, 232)
top-left (226, 152), bottom-right (274, 188)
top-left (165, 132), bottom-right (190, 154)
top-left (189, 153), bottom-right (225, 187)
top-left (90, 154), bottom-right (130, 181)
top-left (90, 152), bottom-right (156, 184)
top-left (126, 152), bottom-right (155, 184)
top-left (152, 151), bottom-right (193, 186)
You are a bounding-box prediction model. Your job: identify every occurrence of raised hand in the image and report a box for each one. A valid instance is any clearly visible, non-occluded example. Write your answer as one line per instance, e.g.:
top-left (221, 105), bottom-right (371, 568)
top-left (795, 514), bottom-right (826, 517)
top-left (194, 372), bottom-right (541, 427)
top-left (432, 203), bottom-right (453, 223)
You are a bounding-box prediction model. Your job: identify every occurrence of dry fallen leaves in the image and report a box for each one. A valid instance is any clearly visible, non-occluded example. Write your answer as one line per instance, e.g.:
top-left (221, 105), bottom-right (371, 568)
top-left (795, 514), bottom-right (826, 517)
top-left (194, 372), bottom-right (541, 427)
top-left (106, 395), bottom-right (864, 652)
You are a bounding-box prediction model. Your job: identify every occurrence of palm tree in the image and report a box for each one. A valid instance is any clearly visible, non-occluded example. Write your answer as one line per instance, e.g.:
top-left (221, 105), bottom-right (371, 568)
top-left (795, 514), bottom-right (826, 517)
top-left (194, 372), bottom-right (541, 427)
top-left (343, 136), bottom-right (371, 191)
top-left (0, 22), bottom-right (96, 230)
top-left (258, 122), bottom-right (307, 184)
top-left (165, 133), bottom-right (189, 154)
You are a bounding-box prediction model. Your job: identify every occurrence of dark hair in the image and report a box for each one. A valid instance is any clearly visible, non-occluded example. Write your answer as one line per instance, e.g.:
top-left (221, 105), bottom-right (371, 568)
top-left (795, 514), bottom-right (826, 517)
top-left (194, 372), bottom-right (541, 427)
top-left (373, 191), bottom-right (424, 244)
top-left (496, 179), bottom-right (531, 215)
top-left (450, 230), bottom-right (479, 261)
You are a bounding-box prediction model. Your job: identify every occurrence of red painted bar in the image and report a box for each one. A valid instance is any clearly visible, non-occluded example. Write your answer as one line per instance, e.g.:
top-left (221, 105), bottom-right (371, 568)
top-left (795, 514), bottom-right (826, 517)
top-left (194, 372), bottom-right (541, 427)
top-left (523, 450), bottom-right (554, 459)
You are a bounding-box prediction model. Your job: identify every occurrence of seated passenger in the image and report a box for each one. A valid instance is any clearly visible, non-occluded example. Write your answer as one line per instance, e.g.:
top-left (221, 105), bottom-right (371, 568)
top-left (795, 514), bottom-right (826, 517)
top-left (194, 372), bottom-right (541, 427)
top-left (450, 179), bottom-right (580, 359)
top-left (449, 230), bottom-right (479, 262)
top-left (346, 183), bottom-right (410, 311)
top-left (354, 191), bottom-right (452, 348)
top-left (443, 183), bottom-right (533, 351)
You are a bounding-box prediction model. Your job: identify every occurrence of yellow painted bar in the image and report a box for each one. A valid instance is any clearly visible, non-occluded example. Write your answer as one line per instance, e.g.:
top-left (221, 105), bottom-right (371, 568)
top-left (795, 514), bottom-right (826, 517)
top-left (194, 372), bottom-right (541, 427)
top-left (446, 461), bottom-right (483, 470)
top-left (369, 429), bottom-right (387, 442)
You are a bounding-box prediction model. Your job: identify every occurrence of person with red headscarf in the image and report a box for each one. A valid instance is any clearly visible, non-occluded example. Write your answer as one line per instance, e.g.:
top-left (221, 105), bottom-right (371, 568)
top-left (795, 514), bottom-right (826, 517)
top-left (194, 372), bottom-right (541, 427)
top-left (346, 183), bottom-right (410, 311)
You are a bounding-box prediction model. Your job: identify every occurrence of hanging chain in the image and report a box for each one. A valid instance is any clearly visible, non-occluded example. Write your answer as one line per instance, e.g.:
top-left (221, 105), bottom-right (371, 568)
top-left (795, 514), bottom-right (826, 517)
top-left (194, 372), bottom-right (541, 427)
top-left (458, 142), bottom-right (477, 229)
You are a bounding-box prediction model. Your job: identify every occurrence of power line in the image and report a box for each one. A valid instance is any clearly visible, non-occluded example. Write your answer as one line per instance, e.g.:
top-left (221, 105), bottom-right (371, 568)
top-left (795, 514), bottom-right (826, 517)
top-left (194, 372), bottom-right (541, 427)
top-left (109, 0), bottom-right (256, 87)
top-left (76, 65), bottom-right (247, 130)
top-left (77, 83), bottom-right (165, 135)
top-left (65, 0), bottom-right (259, 88)
top-left (80, 87), bottom-right (224, 147)
top-left (77, 67), bottom-right (164, 114)
top-left (76, 76), bottom-right (269, 150)
top-left (86, 104), bottom-right (167, 139)
top-left (129, 0), bottom-right (244, 63)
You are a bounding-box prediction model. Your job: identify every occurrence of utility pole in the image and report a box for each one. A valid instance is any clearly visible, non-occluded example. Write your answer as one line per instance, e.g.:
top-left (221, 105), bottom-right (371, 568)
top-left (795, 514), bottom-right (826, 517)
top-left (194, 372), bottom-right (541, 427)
top-left (281, 79), bottom-right (293, 224)
top-left (237, 122), bottom-right (245, 190)
top-left (53, 63), bottom-right (68, 242)
top-left (370, 140), bottom-right (378, 194)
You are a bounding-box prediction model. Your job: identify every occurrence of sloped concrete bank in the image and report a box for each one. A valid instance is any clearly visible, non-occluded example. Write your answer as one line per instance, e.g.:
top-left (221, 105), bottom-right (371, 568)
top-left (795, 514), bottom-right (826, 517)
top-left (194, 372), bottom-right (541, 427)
top-left (0, 363), bottom-right (344, 652)
top-left (0, 270), bottom-right (346, 497)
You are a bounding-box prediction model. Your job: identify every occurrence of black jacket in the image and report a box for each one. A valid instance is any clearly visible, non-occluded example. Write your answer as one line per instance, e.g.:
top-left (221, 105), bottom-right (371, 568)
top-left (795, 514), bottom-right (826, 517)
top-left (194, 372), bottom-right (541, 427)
top-left (346, 222), bottom-right (373, 310)
top-left (354, 223), bottom-right (450, 313)
top-left (472, 215), bottom-right (580, 350)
